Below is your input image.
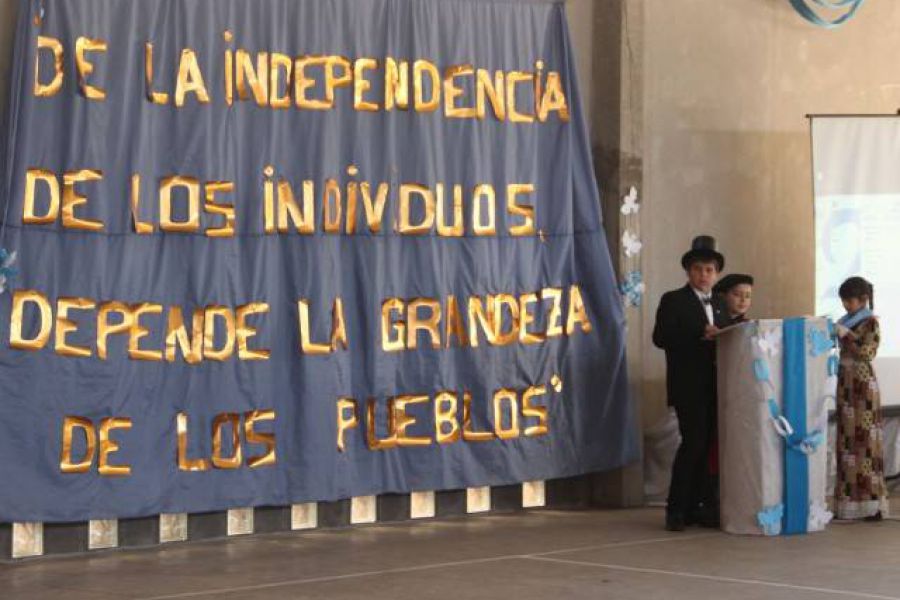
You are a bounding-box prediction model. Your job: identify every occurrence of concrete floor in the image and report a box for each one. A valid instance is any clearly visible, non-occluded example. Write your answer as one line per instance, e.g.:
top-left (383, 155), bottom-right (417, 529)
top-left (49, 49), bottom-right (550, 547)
top-left (3, 508), bottom-right (900, 599)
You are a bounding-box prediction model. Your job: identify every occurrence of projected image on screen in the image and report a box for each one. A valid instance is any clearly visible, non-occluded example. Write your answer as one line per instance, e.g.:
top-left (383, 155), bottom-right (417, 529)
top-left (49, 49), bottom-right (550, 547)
top-left (812, 116), bottom-right (900, 403)
top-left (816, 194), bottom-right (900, 357)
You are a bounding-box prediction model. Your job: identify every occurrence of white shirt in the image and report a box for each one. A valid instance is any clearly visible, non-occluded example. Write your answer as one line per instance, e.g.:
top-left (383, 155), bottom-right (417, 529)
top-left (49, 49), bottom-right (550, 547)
top-left (692, 287), bottom-right (714, 325)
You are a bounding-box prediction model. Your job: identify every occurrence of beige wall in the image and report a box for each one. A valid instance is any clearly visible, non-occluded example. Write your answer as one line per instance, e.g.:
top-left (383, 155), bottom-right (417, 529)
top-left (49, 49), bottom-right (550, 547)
top-left (639, 0), bottom-right (900, 427)
top-left (566, 0), bottom-right (596, 135)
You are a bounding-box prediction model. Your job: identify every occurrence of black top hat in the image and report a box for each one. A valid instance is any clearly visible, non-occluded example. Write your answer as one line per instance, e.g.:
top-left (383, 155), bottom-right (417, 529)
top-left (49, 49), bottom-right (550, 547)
top-left (681, 235), bottom-right (725, 271)
top-left (713, 273), bottom-right (754, 295)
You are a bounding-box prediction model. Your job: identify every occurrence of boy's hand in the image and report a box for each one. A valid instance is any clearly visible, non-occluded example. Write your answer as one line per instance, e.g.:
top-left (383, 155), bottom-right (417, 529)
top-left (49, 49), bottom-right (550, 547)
top-left (703, 324), bottom-right (720, 340)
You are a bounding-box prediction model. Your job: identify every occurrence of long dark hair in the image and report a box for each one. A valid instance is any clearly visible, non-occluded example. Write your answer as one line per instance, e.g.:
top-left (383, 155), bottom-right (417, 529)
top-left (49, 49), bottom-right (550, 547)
top-left (839, 276), bottom-right (874, 310)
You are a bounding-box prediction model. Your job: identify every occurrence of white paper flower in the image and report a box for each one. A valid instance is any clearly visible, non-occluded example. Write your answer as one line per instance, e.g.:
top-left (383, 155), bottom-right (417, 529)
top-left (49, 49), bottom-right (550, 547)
top-left (622, 230), bottom-right (642, 257)
top-left (808, 502), bottom-right (833, 532)
top-left (755, 328), bottom-right (782, 357)
top-left (620, 186), bottom-right (640, 215)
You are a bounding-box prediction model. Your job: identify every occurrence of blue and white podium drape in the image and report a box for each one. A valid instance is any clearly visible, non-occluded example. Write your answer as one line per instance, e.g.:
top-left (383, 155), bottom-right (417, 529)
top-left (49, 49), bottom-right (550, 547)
top-left (717, 318), bottom-right (836, 536)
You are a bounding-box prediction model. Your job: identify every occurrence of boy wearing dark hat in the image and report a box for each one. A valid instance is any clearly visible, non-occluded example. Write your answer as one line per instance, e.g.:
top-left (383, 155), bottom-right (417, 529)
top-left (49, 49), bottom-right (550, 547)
top-left (653, 235), bottom-right (729, 531)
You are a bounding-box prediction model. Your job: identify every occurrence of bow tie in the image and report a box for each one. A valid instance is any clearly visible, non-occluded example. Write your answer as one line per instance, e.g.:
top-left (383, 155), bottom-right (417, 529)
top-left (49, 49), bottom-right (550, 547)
top-left (701, 296), bottom-right (712, 305)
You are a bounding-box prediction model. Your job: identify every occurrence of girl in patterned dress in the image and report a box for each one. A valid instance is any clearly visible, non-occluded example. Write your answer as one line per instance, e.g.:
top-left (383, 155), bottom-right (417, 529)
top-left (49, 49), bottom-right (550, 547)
top-left (834, 276), bottom-right (887, 521)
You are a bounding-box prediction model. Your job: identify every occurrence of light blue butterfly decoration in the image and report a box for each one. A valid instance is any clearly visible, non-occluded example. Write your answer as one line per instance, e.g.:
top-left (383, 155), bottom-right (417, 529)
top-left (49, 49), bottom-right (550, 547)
top-left (767, 398), bottom-right (825, 455)
top-left (0, 248), bottom-right (18, 294)
top-left (808, 326), bottom-right (835, 357)
top-left (757, 504), bottom-right (784, 536)
top-left (753, 359), bottom-right (771, 382)
top-left (619, 271), bottom-right (645, 308)
top-left (791, 430), bottom-right (826, 455)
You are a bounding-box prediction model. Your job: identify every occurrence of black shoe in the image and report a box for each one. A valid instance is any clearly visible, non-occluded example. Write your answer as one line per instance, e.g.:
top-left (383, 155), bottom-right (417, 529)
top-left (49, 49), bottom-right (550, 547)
top-left (666, 512), bottom-right (686, 532)
top-left (684, 508), bottom-right (699, 526)
top-left (699, 510), bottom-right (720, 529)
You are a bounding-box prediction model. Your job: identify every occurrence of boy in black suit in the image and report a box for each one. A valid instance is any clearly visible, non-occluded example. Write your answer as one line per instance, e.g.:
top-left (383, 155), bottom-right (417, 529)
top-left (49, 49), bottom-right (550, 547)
top-left (653, 236), bottom-right (729, 531)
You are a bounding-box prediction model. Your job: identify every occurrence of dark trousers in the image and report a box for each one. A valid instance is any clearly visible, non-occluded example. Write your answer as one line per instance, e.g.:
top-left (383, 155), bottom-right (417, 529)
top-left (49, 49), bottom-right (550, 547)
top-left (667, 397), bottom-right (716, 515)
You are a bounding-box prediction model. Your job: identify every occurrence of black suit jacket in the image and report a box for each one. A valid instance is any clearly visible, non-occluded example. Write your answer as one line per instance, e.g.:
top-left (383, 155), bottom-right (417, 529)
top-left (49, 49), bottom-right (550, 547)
top-left (652, 285), bottom-right (728, 408)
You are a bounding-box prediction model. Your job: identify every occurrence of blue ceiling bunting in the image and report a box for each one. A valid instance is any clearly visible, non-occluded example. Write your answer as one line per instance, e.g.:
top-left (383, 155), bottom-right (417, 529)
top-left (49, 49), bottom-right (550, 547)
top-left (788, 0), bottom-right (865, 28)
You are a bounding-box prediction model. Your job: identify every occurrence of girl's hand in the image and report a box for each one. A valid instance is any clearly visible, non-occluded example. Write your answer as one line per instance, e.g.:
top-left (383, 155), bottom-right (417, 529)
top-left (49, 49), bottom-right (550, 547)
top-left (836, 324), bottom-right (852, 339)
